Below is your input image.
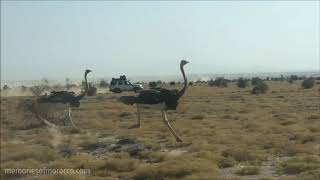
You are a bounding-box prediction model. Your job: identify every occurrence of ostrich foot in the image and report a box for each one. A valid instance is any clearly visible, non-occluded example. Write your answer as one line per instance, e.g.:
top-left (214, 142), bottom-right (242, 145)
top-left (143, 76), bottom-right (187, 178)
top-left (128, 124), bottom-right (141, 129)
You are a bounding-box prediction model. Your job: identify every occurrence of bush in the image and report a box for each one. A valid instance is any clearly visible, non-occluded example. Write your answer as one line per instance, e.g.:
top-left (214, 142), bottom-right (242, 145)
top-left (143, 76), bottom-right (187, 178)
top-left (237, 78), bottom-right (248, 88)
top-left (251, 77), bottom-right (263, 85)
top-left (302, 78), bottom-right (315, 89)
top-left (188, 81), bottom-right (193, 86)
top-left (3, 85), bottom-right (10, 91)
top-left (169, 81), bottom-right (176, 85)
top-left (30, 85), bottom-right (46, 96)
top-left (87, 84), bottom-right (97, 96)
top-left (65, 77), bottom-right (72, 90)
top-left (156, 80), bottom-right (163, 85)
top-left (287, 75), bottom-right (299, 83)
top-left (208, 77), bottom-right (228, 87)
top-left (40, 78), bottom-right (51, 91)
top-left (148, 81), bottom-right (157, 88)
top-left (251, 81), bottom-right (268, 94)
top-left (99, 80), bottom-right (109, 88)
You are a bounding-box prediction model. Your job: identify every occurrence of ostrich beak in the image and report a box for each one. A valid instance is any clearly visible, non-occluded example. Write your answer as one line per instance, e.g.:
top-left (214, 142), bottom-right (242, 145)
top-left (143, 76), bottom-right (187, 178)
top-left (181, 60), bottom-right (189, 64)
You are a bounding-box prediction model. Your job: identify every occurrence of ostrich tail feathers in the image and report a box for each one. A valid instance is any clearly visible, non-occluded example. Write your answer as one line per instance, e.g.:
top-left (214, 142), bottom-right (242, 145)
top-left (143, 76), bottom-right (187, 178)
top-left (119, 96), bottom-right (138, 105)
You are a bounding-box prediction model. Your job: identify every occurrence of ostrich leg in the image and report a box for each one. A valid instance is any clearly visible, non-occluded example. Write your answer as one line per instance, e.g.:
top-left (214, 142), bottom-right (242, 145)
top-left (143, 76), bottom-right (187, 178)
top-left (129, 104), bottom-right (141, 129)
top-left (68, 107), bottom-right (77, 128)
top-left (161, 110), bottom-right (182, 142)
top-left (136, 104), bottom-right (141, 127)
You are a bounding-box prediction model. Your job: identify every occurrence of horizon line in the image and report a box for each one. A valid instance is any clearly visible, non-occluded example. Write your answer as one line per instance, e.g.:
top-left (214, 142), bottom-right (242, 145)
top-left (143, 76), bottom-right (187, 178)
top-left (1, 69), bottom-right (319, 83)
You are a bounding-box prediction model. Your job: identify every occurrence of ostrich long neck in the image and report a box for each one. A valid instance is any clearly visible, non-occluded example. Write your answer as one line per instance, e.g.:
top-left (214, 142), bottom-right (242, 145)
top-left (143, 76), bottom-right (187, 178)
top-left (177, 64), bottom-right (188, 98)
top-left (77, 72), bottom-right (89, 99)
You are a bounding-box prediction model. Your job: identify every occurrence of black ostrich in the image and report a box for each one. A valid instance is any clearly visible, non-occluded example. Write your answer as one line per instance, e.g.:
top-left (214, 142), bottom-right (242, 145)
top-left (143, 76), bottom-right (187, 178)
top-left (119, 60), bottom-right (189, 142)
top-left (37, 69), bottom-right (92, 127)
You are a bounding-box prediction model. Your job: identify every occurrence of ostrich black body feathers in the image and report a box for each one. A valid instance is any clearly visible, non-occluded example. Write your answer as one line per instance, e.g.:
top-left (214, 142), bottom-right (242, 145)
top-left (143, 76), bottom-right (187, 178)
top-left (119, 88), bottom-right (180, 110)
top-left (37, 91), bottom-right (81, 107)
top-left (36, 69), bottom-right (92, 108)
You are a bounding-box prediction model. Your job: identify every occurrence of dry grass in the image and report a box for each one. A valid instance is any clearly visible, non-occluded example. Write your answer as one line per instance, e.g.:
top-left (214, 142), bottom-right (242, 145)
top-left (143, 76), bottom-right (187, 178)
top-left (1, 81), bottom-right (319, 179)
top-left (235, 165), bottom-right (260, 175)
top-left (278, 155), bottom-right (320, 175)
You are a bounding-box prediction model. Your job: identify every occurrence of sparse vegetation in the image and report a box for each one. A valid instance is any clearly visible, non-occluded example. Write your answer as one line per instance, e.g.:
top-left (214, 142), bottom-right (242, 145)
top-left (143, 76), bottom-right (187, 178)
top-left (30, 85), bottom-right (46, 96)
top-left (279, 156), bottom-right (320, 175)
top-left (208, 77), bottom-right (228, 87)
top-left (191, 115), bottom-right (205, 120)
top-left (218, 157), bottom-right (236, 168)
top-left (1, 79), bottom-right (319, 179)
top-left (235, 165), bottom-right (260, 175)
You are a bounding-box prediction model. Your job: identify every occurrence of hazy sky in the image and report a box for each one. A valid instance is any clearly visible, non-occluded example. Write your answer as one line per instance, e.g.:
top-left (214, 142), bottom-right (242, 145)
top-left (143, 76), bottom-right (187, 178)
top-left (1, 1), bottom-right (319, 81)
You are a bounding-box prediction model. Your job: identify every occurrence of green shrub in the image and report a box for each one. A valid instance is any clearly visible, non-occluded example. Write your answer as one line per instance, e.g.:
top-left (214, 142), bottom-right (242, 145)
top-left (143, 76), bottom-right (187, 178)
top-left (237, 78), bottom-right (248, 88)
top-left (302, 78), bottom-right (315, 89)
top-left (287, 75), bottom-right (299, 83)
top-left (156, 80), bottom-right (163, 85)
top-left (208, 77), bottom-right (228, 87)
top-left (252, 81), bottom-right (268, 94)
top-left (148, 81), bottom-right (157, 88)
top-left (251, 77), bottom-right (263, 85)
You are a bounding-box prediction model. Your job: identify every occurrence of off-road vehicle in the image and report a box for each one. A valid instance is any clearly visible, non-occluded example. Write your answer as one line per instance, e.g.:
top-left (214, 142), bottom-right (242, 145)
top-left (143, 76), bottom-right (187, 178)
top-left (109, 75), bottom-right (143, 93)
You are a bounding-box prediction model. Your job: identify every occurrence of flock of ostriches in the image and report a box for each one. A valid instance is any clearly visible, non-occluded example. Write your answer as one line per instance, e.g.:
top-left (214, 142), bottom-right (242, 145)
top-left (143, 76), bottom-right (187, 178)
top-left (37, 60), bottom-right (189, 142)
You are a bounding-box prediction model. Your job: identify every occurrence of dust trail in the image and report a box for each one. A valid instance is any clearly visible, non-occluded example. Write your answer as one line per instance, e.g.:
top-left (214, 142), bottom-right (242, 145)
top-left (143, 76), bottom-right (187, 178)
top-left (38, 117), bottom-right (62, 148)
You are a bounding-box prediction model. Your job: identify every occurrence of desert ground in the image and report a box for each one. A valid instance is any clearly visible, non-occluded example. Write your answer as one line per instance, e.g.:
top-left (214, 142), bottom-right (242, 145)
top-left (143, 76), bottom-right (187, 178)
top-left (1, 81), bottom-right (320, 180)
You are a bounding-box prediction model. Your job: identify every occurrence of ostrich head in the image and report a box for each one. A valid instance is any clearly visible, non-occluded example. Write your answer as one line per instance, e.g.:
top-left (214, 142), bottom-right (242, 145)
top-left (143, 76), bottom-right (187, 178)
top-left (180, 60), bottom-right (189, 66)
top-left (85, 69), bottom-right (92, 75)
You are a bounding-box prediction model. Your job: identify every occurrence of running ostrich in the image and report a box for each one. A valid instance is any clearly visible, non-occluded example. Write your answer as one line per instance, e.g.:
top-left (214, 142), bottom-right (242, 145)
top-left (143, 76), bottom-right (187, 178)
top-left (119, 60), bottom-right (189, 142)
top-left (37, 69), bottom-right (92, 127)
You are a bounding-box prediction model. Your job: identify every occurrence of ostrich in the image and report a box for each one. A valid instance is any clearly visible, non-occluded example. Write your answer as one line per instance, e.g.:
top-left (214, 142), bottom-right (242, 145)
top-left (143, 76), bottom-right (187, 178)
top-left (119, 60), bottom-right (189, 142)
top-left (36, 69), bottom-right (92, 127)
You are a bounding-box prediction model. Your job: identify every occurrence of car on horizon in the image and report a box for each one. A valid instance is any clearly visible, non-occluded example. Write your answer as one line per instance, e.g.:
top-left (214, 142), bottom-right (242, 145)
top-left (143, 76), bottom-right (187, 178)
top-left (109, 75), bottom-right (144, 93)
